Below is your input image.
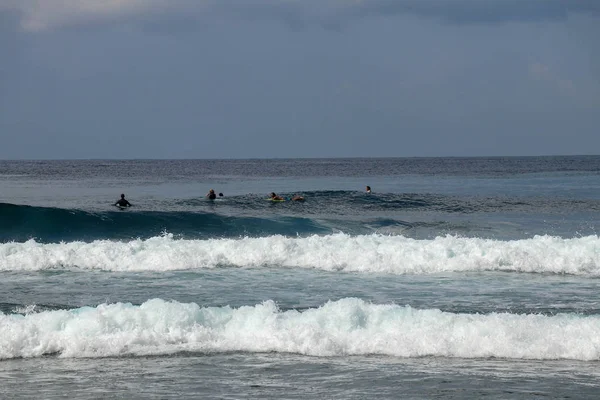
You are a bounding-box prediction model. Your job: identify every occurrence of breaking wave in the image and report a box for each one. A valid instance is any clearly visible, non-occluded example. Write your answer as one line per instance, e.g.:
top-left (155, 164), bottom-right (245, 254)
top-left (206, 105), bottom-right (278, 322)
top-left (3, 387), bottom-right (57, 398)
top-left (2, 298), bottom-right (599, 360)
top-left (1, 233), bottom-right (598, 275)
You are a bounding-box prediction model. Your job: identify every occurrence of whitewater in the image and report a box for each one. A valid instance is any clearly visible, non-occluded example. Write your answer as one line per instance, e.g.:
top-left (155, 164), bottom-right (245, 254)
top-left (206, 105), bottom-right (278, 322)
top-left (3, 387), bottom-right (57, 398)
top-left (2, 233), bottom-right (599, 274)
top-left (3, 298), bottom-right (600, 360)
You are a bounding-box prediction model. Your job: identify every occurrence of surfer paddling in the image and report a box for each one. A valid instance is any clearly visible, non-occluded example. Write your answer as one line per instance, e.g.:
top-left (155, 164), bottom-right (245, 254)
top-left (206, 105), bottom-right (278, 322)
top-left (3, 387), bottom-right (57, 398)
top-left (269, 192), bottom-right (285, 201)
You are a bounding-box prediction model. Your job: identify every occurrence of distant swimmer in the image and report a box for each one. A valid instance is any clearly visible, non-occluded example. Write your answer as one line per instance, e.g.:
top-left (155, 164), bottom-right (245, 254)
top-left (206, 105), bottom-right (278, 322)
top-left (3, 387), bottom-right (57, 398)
top-left (291, 195), bottom-right (305, 201)
top-left (219, 193), bottom-right (224, 197)
top-left (114, 194), bottom-right (132, 207)
top-left (206, 189), bottom-right (217, 200)
top-left (366, 186), bottom-right (372, 194)
top-left (269, 192), bottom-right (285, 201)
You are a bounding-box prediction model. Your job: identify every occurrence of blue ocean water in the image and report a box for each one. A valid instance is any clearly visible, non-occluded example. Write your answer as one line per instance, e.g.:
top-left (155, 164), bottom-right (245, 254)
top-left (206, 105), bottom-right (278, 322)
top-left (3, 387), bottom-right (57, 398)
top-left (1, 156), bottom-right (600, 399)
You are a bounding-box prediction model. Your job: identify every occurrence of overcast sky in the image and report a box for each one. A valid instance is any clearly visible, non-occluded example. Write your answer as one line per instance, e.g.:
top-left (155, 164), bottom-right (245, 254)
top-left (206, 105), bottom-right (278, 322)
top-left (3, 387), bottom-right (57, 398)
top-left (0, 0), bottom-right (598, 159)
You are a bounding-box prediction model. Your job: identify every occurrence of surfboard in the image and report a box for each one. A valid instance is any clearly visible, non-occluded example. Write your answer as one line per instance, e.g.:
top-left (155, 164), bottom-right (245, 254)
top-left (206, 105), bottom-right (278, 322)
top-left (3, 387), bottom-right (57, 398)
top-left (267, 198), bottom-right (285, 202)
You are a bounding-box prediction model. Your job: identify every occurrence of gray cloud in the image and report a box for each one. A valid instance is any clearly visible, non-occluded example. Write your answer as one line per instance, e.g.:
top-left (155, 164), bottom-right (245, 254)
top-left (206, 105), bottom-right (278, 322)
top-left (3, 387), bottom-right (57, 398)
top-left (2, 0), bottom-right (599, 33)
top-left (0, 7), bottom-right (25, 103)
top-left (1, 0), bottom-right (599, 159)
top-left (350, 0), bottom-right (600, 24)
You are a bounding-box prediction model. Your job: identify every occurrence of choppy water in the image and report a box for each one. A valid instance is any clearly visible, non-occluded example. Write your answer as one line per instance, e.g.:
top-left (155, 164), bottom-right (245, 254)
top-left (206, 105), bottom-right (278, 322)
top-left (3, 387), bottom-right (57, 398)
top-left (1, 157), bottom-right (599, 399)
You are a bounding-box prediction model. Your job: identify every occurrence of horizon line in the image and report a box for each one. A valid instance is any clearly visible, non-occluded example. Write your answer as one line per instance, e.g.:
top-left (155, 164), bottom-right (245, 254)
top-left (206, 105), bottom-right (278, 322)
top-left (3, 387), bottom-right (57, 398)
top-left (1, 154), bottom-right (600, 162)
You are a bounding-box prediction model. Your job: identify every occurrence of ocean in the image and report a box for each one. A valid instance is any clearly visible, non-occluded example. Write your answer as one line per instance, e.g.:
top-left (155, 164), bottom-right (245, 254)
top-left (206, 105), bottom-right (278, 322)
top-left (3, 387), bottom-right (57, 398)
top-left (1, 156), bottom-right (599, 399)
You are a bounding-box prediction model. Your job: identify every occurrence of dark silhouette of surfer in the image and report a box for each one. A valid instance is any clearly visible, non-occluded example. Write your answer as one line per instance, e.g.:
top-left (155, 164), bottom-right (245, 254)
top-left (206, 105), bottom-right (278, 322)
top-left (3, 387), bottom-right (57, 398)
top-left (114, 194), bottom-right (132, 207)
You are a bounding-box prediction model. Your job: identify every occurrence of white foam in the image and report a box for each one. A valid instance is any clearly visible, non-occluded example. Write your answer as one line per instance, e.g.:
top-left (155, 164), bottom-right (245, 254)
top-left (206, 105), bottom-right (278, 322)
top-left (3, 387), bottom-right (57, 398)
top-left (1, 298), bottom-right (599, 360)
top-left (1, 233), bottom-right (599, 275)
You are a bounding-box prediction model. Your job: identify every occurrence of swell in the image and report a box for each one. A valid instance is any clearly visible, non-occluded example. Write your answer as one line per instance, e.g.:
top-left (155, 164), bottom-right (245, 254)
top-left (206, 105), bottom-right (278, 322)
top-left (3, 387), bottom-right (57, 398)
top-left (1, 233), bottom-right (598, 275)
top-left (0, 203), bottom-right (330, 242)
top-left (211, 191), bottom-right (600, 214)
top-left (2, 298), bottom-right (599, 360)
top-left (3, 193), bottom-right (599, 242)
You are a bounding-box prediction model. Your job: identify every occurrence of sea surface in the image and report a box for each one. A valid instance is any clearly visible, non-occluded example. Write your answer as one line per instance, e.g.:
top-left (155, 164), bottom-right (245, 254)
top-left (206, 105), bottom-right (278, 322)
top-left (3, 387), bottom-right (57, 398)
top-left (1, 156), bottom-right (599, 399)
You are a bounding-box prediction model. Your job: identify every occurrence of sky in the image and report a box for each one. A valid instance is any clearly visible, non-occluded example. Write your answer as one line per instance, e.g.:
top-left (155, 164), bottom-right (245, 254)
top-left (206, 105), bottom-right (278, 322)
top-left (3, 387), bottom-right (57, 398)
top-left (0, 0), bottom-right (599, 159)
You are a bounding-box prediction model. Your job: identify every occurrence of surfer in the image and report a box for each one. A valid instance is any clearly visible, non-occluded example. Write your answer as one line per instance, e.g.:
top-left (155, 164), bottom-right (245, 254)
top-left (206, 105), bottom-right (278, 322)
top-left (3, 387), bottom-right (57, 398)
top-left (366, 186), bottom-right (372, 194)
top-left (291, 195), bottom-right (305, 201)
top-left (219, 192), bottom-right (224, 197)
top-left (114, 194), bottom-right (132, 207)
top-left (206, 189), bottom-right (217, 200)
top-left (269, 192), bottom-right (285, 201)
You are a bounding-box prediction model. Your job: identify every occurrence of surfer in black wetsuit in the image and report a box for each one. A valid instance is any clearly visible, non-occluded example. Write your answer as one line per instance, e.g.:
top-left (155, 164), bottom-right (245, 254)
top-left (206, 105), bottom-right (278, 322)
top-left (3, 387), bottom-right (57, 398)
top-left (114, 194), bottom-right (132, 207)
top-left (206, 189), bottom-right (217, 200)
top-left (366, 186), bottom-right (372, 194)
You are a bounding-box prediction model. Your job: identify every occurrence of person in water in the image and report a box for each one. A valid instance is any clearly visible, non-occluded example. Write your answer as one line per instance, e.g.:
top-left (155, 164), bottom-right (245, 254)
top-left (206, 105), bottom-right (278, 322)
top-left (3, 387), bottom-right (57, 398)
top-left (270, 192), bottom-right (285, 201)
top-left (366, 186), bottom-right (372, 194)
top-left (114, 194), bottom-right (132, 207)
top-left (206, 189), bottom-right (217, 200)
top-left (219, 193), bottom-right (224, 197)
top-left (291, 195), bottom-right (305, 201)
